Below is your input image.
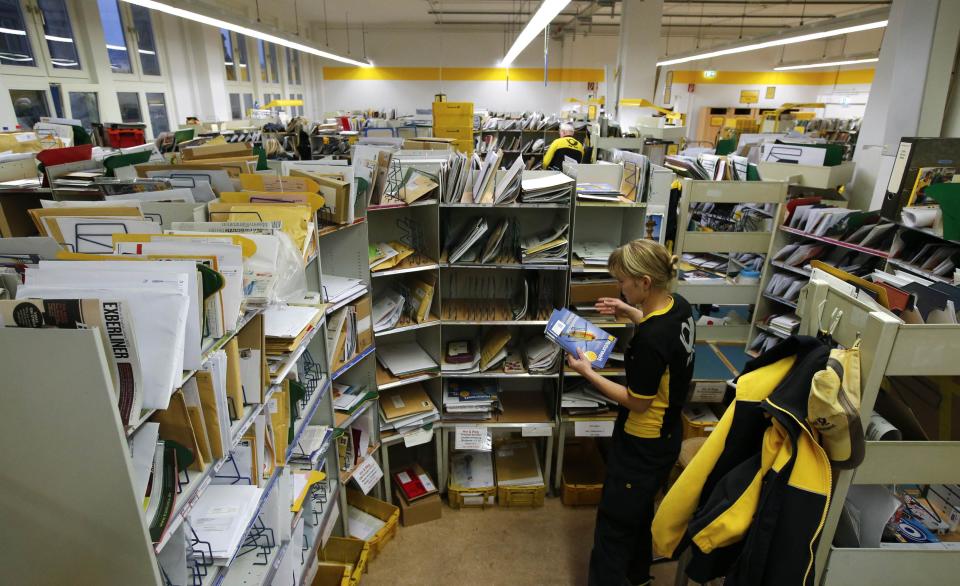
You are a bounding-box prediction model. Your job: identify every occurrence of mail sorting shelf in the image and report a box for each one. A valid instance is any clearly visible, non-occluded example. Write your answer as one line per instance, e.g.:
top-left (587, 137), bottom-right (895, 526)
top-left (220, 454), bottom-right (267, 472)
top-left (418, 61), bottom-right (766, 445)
top-left (673, 179), bottom-right (787, 344)
top-left (748, 197), bottom-right (891, 357)
top-left (792, 279), bottom-right (960, 586)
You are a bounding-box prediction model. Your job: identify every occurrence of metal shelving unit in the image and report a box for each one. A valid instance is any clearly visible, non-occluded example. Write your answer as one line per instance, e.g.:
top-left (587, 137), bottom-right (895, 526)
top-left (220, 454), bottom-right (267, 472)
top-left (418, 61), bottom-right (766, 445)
top-left (795, 278), bottom-right (960, 585)
top-left (674, 179), bottom-right (788, 344)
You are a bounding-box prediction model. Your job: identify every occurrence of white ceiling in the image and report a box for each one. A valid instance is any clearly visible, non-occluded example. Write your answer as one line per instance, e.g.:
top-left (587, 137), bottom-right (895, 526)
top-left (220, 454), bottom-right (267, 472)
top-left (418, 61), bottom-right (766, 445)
top-left (224, 0), bottom-right (890, 39)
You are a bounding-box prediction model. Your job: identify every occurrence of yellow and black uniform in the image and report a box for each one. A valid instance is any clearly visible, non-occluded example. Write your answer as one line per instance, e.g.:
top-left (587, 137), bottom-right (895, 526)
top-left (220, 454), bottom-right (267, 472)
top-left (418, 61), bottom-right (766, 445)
top-left (542, 136), bottom-right (584, 170)
top-left (588, 294), bottom-right (695, 586)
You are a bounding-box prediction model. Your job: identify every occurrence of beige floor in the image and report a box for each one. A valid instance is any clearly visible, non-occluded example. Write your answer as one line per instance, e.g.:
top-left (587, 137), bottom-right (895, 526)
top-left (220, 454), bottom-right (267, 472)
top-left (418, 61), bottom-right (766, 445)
top-left (363, 497), bottom-right (678, 585)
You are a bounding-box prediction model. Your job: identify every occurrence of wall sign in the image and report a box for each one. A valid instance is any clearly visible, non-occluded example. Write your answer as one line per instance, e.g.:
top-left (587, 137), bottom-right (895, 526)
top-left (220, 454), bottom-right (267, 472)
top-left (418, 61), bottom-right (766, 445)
top-left (740, 89), bottom-right (760, 104)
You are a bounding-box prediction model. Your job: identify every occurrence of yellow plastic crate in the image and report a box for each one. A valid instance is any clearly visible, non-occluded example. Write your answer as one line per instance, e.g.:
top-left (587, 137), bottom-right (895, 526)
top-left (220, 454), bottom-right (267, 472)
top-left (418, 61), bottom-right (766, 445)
top-left (447, 481), bottom-right (497, 509)
top-left (346, 489), bottom-right (399, 560)
top-left (497, 484), bottom-right (545, 507)
top-left (318, 537), bottom-right (369, 586)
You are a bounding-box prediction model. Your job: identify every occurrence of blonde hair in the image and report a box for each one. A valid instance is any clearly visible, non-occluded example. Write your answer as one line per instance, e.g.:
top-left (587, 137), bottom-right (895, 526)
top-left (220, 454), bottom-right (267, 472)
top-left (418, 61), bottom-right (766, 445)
top-left (608, 239), bottom-right (679, 290)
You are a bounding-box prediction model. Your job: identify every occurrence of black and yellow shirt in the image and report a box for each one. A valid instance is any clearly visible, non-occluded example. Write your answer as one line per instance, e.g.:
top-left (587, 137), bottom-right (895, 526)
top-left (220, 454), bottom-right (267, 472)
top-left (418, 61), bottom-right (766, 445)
top-left (621, 295), bottom-right (695, 439)
top-left (542, 136), bottom-right (584, 170)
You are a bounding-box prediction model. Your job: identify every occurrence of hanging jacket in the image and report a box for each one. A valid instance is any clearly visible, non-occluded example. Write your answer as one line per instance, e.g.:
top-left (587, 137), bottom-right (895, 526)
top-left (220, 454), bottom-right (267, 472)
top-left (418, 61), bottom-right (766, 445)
top-left (652, 336), bottom-right (833, 586)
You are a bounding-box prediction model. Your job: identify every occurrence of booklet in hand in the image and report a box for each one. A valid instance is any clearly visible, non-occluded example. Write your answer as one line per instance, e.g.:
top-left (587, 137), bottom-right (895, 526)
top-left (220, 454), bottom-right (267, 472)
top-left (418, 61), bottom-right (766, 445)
top-left (544, 308), bottom-right (617, 368)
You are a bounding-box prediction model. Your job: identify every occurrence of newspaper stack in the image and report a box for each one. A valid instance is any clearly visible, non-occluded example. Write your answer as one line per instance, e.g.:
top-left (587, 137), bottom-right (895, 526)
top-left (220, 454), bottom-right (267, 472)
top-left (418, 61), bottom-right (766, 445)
top-left (525, 336), bottom-right (562, 375)
top-left (521, 223), bottom-right (569, 265)
top-left (520, 172), bottom-right (573, 203)
top-left (443, 381), bottom-right (500, 421)
top-left (562, 381), bottom-right (617, 416)
top-left (574, 241), bottom-right (616, 267)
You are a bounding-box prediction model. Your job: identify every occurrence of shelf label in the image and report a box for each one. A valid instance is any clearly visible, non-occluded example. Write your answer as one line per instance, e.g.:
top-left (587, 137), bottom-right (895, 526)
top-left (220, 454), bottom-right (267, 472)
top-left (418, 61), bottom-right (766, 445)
top-left (690, 381), bottom-right (727, 403)
top-left (351, 456), bottom-right (383, 495)
top-left (522, 424), bottom-right (553, 437)
top-left (575, 420), bottom-right (615, 437)
top-left (455, 425), bottom-right (492, 451)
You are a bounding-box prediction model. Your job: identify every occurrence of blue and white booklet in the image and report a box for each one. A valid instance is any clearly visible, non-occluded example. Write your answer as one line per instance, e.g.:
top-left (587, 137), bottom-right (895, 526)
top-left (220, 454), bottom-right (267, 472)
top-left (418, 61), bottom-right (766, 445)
top-left (545, 308), bottom-right (617, 368)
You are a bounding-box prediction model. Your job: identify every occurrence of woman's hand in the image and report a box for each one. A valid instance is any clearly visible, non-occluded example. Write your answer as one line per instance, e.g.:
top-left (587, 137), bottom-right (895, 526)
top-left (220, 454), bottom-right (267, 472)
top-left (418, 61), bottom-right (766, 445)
top-left (595, 297), bottom-right (643, 323)
top-left (566, 349), bottom-right (594, 376)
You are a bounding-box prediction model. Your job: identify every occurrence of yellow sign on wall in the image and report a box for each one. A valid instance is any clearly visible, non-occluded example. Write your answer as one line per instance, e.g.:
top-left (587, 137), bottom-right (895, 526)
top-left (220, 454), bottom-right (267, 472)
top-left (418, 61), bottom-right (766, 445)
top-left (740, 89), bottom-right (760, 104)
top-left (765, 86), bottom-right (776, 99)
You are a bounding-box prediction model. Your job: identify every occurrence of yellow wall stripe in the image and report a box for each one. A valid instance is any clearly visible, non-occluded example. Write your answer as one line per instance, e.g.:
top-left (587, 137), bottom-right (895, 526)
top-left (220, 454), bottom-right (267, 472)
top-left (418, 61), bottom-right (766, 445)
top-left (323, 66), bottom-right (605, 83)
top-left (669, 69), bottom-right (874, 86)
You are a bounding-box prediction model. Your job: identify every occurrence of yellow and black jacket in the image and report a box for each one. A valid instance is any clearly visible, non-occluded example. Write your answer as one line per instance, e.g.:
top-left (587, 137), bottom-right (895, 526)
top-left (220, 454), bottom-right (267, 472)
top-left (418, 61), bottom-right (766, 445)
top-left (542, 136), bottom-right (583, 170)
top-left (652, 336), bottom-right (832, 585)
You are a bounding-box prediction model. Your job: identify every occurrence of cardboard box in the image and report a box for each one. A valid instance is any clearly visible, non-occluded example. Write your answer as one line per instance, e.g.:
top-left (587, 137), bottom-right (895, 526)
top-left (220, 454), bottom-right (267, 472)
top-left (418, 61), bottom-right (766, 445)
top-left (569, 278), bottom-right (620, 305)
top-left (404, 137), bottom-right (458, 151)
top-left (395, 491), bottom-right (442, 527)
top-left (181, 142), bottom-right (252, 161)
top-left (314, 175), bottom-right (351, 224)
top-left (432, 126), bottom-right (473, 139)
top-left (432, 102), bottom-right (474, 125)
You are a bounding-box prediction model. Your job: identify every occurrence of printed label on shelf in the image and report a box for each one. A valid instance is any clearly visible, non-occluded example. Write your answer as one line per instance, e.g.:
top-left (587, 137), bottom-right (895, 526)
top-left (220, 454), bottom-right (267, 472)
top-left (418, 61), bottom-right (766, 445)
top-left (352, 457), bottom-right (383, 495)
top-left (690, 381), bottom-right (727, 403)
top-left (521, 423), bottom-right (553, 437)
top-left (455, 425), bottom-right (492, 451)
top-left (403, 427), bottom-right (433, 448)
top-left (575, 420), bottom-right (615, 437)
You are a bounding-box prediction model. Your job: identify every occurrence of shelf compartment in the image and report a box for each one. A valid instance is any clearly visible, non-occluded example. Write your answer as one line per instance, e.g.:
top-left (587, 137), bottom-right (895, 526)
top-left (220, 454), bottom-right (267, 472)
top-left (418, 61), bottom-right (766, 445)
top-left (680, 231), bottom-right (774, 254)
top-left (779, 225), bottom-right (890, 259)
top-left (852, 441), bottom-right (960, 485)
top-left (675, 281), bottom-right (760, 305)
top-left (823, 548), bottom-right (960, 586)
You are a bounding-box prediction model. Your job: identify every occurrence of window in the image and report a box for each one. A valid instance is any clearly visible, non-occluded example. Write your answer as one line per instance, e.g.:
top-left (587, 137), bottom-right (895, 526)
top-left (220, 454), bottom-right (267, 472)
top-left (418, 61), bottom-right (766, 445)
top-left (289, 93), bottom-right (304, 117)
top-left (117, 91), bottom-right (142, 123)
top-left (146, 92), bottom-right (169, 136)
top-left (229, 93), bottom-right (241, 119)
top-left (263, 92), bottom-right (271, 106)
top-left (286, 48), bottom-right (301, 85)
top-left (9, 89), bottom-right (49, 129)
top-left (242, 93), bottom-right (254, 116)
top-left (220, 29), bottom-right (235, 81)
top-left (221, 30), bottom-right (250, 82)
top-left (98, 0), bottom-right (132, 73)
top-left (258, 40), bottom-right (279, 84)
top-left (297, 93), bottom-right (304, 117)
top-left (235, 35), bottom-right (249, 82)
top-left (69, 92), bottom-right (100, 130)
top-left (129, 4), bottom-right (160, 75)
top-left (0, 0), bottom-right (35, 67)
top-left (38, 0), bottom-right (80, 70)
top-left (49, 83), bottom-right (64, 117)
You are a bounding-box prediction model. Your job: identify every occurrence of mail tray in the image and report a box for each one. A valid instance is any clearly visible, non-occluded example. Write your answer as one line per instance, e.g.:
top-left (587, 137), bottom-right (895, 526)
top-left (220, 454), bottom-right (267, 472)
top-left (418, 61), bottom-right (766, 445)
top-left (346, 489), bottom-right (399, 560)
top-left (497, 484), bottom-right (545, 508)
top-left (447, 481), bottom-right (496, 509)
top-left (311, 562), bottom-right (350, 586)
top-left (561, 438), bottom-right (606, 506)
top-left (318, 537), bottom-right (369, 586)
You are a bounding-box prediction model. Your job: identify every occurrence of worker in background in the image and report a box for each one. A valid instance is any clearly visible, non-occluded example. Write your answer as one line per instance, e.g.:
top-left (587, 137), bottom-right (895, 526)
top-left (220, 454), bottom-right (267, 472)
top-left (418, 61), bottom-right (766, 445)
top-left (542, 122), bottom-right (584, 170)
top-left (566, 239), bottom-right (695, 586)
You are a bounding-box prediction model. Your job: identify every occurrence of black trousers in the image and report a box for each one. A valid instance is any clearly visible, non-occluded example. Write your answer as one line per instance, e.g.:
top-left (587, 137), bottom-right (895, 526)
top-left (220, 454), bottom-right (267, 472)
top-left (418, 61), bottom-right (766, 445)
top-left (588, 432), bottom-right (680, 586)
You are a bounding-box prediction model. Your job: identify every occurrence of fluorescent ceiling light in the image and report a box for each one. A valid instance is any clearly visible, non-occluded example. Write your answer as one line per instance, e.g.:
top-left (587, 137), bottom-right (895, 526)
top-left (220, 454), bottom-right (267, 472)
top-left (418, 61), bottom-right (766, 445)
top-left (499, 0), bottom-right (571, 68)
top-left (44, 35), bottom-right (74, 43)
top-left (0, 27), bottom-right (27, 36)
top-left (657, 19), bottom-right (887, 66)
top-left (106, 43), bottom-right (128, 51)
top-left (774, 57), bottom-right (879, 71)
top-left (120, 0), bottom-right (372, 67)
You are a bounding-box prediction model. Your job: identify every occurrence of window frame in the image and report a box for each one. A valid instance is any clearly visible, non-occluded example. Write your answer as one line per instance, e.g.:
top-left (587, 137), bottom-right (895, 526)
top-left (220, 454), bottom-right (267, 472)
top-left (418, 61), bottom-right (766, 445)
top-left (102, 0), bottom-right (168, 81)
top-left (0, 0), bottom-right (89, 78)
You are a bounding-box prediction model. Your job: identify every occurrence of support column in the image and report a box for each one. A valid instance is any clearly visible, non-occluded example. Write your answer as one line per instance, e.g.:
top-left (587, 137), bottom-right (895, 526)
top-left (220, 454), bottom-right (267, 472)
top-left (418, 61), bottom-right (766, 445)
top-left (850, 0), bottom-right (960, 210)
top-left (614, 0), bottom-right (663, 130)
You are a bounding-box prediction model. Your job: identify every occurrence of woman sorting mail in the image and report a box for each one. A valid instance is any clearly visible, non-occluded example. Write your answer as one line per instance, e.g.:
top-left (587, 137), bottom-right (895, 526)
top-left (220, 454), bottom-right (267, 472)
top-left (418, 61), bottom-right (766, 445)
top-left (566, 239), bottom-right (695, 586)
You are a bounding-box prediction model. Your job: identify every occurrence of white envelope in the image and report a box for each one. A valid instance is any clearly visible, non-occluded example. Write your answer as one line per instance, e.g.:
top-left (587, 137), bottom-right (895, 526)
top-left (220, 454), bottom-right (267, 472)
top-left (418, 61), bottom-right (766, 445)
top-left (116, 240), bottom-right (243, 332)
top-left (37, 260), bottom-right (203, 369)
top-left (18, 276), bottom-right (189, 409)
